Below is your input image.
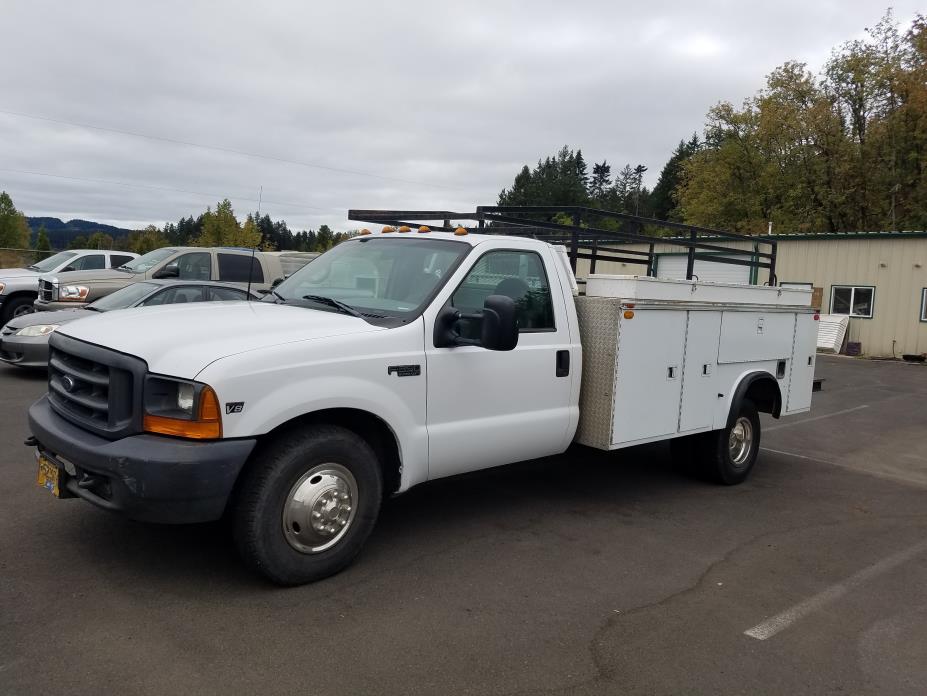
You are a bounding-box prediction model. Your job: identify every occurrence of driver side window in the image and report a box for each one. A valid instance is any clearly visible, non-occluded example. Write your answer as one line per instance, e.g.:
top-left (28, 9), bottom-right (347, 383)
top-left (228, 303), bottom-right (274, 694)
top-left (451, 250), bottom-right (555, 336)
top-left (165, 252), bottom-right (211, 280)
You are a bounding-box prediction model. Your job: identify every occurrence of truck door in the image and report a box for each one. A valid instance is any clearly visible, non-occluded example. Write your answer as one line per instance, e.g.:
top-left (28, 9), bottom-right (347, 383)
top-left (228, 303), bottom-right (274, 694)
top-left (424, 246), bottom-right (575, 480)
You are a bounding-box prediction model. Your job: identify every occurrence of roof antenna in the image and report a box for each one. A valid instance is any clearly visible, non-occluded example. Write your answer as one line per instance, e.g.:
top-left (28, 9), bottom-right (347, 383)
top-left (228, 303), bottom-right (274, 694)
top-left (247, 186), bottom-right (262, 301)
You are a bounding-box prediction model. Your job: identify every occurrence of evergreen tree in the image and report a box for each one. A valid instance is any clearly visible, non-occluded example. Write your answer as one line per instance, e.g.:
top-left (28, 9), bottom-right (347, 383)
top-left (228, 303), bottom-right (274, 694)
top-left (589, 161), bottom-right (612, 204)
top-left (34, 224), bottom-right (52, 260)
top-left (650, 135), bottom-right (700, 221)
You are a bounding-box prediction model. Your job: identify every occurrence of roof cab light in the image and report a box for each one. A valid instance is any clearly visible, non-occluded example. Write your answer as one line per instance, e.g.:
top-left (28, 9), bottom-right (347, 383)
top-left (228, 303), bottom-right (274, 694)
top-left (359, 228), bottom-right (371, 235)
top-left (418, 226), bottom-right (430, 233)
top-left (398, 225), bottom-right (412, 233)
top-left (381, 226), bottom-right (395, 234)
top-left (454, 227), bottom-right (468, 236)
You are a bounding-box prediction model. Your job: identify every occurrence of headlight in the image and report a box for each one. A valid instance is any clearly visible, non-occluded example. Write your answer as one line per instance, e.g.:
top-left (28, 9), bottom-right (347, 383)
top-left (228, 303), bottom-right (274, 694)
top-left (0, 282), bottom-right (5, 293)
top-left (143, 376), bottom-right (222, 439)
top-left (58, 285), bottom-right (90, 301)
top-left (16, 324), bottom-right (59, 337)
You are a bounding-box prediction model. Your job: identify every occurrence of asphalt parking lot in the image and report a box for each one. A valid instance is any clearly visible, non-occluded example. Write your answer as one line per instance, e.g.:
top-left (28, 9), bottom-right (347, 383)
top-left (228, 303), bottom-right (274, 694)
top-left (1, 355), bottom-right (926, 696)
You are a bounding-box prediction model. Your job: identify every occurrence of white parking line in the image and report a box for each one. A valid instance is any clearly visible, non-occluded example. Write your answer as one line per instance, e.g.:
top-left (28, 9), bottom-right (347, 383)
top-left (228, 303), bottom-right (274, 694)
top-left (765, 404), bottom-right (869, 432)
top-left (744, 540), bottom-right (927, 640)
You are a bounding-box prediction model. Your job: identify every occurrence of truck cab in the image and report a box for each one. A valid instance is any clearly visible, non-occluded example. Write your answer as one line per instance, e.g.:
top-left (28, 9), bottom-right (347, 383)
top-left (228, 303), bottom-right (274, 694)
top-left (0, 249), bottom-right (138, 324)
top-left (33, 247), bottom-right (305, 311)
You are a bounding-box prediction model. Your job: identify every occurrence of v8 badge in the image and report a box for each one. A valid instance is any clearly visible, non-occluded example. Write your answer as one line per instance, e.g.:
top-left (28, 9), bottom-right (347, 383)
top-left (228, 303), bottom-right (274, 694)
top-left (225, 402), bottom-right (244, 414)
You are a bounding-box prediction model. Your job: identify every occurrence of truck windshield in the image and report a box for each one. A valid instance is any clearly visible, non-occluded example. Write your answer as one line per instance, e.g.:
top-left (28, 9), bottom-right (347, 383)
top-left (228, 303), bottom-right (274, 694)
top-left (274, 237), bottom-right (469, 320)
top-left (118, 248), bottom-right (178, 273)
top-left (27, 251), bottom-right (77, 272)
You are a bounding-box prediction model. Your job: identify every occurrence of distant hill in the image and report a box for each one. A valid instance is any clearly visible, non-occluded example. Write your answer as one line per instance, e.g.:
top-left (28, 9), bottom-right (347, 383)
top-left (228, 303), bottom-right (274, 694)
top-left (27, 217), bottom-right (134, 249)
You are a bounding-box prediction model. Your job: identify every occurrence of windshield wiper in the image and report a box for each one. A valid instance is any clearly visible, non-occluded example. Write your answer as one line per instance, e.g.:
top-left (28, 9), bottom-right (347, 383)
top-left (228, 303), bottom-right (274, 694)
top-left (26, 265), bottom-right (40, 271)
top-left (301, 294), bottom-right (362, 318)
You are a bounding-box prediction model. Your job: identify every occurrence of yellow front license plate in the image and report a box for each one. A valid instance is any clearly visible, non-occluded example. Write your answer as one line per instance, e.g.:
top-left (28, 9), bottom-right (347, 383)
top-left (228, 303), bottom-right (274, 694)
top-left (36, 456), bottom-right (61, 497)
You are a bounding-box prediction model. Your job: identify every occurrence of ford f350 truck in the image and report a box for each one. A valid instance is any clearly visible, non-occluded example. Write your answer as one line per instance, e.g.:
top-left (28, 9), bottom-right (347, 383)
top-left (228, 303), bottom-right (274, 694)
top-left (26, 206), bottom-right (816, 585)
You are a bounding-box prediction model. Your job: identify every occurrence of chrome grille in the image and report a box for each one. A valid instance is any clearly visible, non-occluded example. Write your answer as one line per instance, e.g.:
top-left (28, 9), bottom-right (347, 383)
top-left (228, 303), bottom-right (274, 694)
top-left (46, 333), bottom-right (145, 439)
top-left (40, 279), bottom-right (56, 302)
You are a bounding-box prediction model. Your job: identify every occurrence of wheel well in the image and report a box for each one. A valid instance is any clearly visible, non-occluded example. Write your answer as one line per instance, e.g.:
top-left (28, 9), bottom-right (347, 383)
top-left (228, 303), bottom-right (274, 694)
top-left (3, 290), bottom-right (38, 301)
top-left (743, 375), bottom-right (782, 418)
top-left (259, 408), bottom-right (402, 496)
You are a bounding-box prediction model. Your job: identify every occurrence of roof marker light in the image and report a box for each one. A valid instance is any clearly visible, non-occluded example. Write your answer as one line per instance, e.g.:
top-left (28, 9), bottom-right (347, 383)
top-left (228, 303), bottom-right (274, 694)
top-left (418, 226), bottom-right (431, 233)
top-left (454, 227), bottom-right (468, 236)
top-left (381, 226), bottom-right (395, 233)
top-left (398, 225), bottom-right (412, 233)
top-left (359, 228), bottom-right (371, 235)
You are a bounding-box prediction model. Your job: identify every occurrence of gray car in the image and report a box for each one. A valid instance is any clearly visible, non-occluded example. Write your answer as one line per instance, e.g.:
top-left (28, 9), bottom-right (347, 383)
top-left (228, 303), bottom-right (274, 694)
top-left (0, 280), bottom-right (259, 369)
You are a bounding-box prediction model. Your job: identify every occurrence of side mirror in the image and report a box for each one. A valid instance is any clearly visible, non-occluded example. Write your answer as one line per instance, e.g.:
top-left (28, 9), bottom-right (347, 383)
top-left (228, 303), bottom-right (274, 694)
top-left (153, 265), bottom-right (179, 279)
top-left (62, 266), bottom-right (75, 272)
top-left (480, 295), bottom-right (519, 351)
top-left (433, 294), bottom-right (519, 351)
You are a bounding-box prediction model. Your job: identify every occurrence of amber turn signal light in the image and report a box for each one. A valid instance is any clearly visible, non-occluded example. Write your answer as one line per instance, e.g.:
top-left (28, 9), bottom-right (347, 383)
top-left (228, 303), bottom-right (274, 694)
top-left (143, 386), bottom-right (222, 440)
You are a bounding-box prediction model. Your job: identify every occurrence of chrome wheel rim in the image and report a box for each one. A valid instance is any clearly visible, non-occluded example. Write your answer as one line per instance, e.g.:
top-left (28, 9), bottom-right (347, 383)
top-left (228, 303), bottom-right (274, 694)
top-left (283, 463), bottom-right (357, 554)
top-left (12, 304), bottom-right (35, 318)
top-left (728, 417), bottom-right (753, 466)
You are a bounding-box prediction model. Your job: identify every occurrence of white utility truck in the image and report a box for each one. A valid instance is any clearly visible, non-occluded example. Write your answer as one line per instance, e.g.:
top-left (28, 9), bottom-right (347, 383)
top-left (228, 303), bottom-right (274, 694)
top-left (26, 206), bottom-right (816, 585)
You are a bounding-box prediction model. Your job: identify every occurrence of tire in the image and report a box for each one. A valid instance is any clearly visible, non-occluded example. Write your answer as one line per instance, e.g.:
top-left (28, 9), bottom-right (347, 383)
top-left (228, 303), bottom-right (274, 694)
top-left (697, 398), bottom-right (761, 485)
top-left (1, 295), bottom-right (36, 325)
top-left (232, 425), bottom-right (383, 585)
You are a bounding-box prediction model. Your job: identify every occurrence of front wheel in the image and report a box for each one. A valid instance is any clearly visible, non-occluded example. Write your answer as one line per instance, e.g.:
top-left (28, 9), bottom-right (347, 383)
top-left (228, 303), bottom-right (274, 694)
top-left (232, 425), bottom-right (383, 585)
top-left (697, 399), bottom-right (761, 485)
top-left (1, 295), bottom-right (36, 324)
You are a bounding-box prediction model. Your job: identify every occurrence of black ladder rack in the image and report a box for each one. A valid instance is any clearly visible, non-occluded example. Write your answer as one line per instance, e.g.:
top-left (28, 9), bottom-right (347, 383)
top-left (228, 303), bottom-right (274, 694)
top-left (348, 205), bottom-right (777, 285)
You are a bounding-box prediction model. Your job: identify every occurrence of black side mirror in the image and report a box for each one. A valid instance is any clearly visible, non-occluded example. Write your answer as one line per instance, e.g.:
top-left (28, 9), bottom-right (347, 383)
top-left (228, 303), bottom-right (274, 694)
top-left (433, 294), bottom-right (519, 351)
top-left (62, 266), bottom-right (75, 272)
top-left (153, 265), bottom-right (179, 279)
top-left (480, 295), bottom-right (519, 351)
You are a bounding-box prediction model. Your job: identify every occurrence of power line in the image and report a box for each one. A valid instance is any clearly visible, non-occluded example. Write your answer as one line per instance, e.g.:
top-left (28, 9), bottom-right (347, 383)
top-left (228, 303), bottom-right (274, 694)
top-left (0, 107), bottom-right (463, 191)
top-left (0, 167), bottom-right (339, 213)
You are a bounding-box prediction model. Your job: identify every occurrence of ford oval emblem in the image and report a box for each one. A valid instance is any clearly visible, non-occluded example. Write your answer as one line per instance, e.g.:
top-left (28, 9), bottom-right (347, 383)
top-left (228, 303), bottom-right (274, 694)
top-left (61, 375), bottom-right (76, 393)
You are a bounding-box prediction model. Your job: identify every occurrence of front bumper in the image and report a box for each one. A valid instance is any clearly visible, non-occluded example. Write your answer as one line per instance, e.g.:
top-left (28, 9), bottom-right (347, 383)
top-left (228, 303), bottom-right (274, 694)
top-left (28, 395), bottom-right (256, 523)
top-left (0, 333), bottom-right (50, 368)
top-left (34, 300), bottom-right (89, 312)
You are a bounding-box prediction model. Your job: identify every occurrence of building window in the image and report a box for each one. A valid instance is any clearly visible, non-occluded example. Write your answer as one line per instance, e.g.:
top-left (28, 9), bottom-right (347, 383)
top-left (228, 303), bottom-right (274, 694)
top-left (830, 285), bottom-right (874, 318)
top-left (921, 288), bottom-right (927, 322)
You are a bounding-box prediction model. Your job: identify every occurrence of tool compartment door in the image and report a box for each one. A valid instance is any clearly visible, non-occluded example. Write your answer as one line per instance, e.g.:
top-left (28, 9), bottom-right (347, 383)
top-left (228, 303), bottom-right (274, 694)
top-left (679, 311), bottom-right (721, 433)
top-left (718, 312), bottom-right (794, 363)
top-left (786, 313), bottom-right (816, 413)
top-left (612, 310), bottom-right (687, 445)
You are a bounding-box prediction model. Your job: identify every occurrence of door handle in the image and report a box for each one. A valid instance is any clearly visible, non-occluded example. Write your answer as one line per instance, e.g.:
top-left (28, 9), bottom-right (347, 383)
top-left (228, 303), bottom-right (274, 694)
top-left (556, 350), bottom-right (570, 377)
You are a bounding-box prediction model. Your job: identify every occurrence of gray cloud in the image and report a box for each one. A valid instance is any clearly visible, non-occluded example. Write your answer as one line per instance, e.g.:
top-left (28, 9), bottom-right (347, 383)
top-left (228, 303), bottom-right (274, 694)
top-left (1, 0), bottom-right (921, 233)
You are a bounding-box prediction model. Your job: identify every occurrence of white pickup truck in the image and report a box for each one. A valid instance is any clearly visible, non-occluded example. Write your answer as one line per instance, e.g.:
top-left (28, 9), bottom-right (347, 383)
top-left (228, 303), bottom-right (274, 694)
top-left (27, 210), bottom-right (816, 585)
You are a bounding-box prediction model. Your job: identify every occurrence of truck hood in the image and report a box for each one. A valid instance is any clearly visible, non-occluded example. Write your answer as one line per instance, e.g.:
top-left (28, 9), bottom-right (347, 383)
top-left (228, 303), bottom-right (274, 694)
top-left (44, 268), bottom-right (134, 284)
top-left (56, 302), bottom-right (385, 378)
top-left (0, 267), bottom-right (40, 281)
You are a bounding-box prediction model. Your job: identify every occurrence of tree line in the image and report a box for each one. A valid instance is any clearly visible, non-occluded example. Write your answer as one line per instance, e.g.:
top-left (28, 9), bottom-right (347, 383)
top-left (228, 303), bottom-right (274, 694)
top-left (498, 9), bottom-right (927, 235)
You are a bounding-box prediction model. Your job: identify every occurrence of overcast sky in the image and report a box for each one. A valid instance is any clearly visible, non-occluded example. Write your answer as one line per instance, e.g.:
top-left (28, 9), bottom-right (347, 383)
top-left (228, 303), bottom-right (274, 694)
top-left (0, 1), bottom-right (922, 232)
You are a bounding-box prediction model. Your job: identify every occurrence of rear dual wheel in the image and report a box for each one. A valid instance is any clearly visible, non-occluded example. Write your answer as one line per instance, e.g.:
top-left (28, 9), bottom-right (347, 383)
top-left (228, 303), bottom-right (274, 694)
top-left (670, 399), bottom-right (761, 485)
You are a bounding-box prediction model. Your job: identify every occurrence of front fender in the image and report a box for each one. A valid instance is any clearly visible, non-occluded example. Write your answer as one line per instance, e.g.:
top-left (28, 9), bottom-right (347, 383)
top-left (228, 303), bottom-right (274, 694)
top-left (195, 322), bottom-right (429, 491)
